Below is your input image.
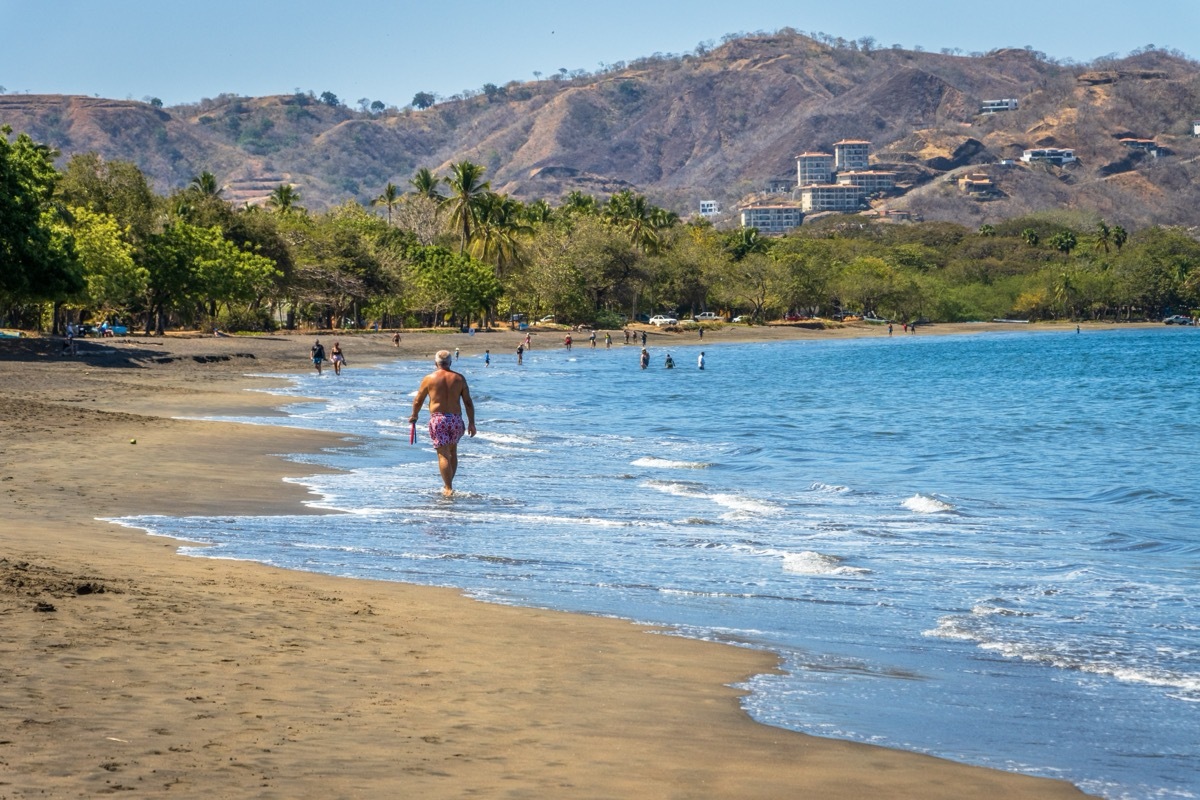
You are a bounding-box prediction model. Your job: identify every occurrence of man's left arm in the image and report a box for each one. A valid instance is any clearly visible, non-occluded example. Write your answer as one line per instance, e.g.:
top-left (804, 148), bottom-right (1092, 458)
top-left (461, 382), bottom-right (476, 437)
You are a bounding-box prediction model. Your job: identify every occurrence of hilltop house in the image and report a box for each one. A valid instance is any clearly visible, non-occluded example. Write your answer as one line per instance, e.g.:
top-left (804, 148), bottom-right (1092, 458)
top-left (958, 173), bottom-right (996, 195)
top-left (1021, 148), bottom-right (1076, 165)
top-left (980, 99), bottom-right (1019, 114)
top-left (699, 200), bottom-right (721, 216)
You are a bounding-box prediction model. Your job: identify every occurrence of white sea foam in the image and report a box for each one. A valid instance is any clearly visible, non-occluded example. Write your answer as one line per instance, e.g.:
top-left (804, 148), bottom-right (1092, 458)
top-left (810, 482), bottom-right (852, 494)
top-left (474, 431), bottom-right (535, 445)
top-left (632, 456), bottom-right (712, 469)
top-left (902, 494), bottom-right (955, 513)
top-left (782, 550), bottom-right (871, 576)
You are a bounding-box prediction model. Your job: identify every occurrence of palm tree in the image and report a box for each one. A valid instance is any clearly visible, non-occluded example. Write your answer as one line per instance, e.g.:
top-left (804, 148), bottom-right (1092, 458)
top-left (1094, 221), bottom-right (1112, 254)
top-left (561, 190), bottom-right (597, 216)
top-left (266, 183), bottom-right (302, 215)
top-left (470, 194), bottom-right (532, 278)
top-left (1049, 230), bottom-right (1077, 260)
top-left (442, 161), bottom-right (493, 253)
top-left (372, 182), bottom-right (401, 224)
top-left (1112, 225), bottom-right (1128, 253)
top-left (603, 190), bottom-right (659, 253)
top-left (1022, 228), bottom-right (1040, 248)
top-left (408, 167), bottom-right (442, 201)
top-left (189, 171), bottom-right (222, 197)
top-left (523, 198), bottom-right (553, 225)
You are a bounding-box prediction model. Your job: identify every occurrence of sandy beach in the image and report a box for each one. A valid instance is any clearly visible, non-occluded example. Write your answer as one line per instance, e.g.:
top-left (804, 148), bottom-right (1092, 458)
top-left (0, 321), bottom-right (1097, 799)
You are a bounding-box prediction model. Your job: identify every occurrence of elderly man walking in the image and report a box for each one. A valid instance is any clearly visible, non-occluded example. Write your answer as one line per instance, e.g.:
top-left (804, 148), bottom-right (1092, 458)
top-left (409, 350), bottom-right (477, 496)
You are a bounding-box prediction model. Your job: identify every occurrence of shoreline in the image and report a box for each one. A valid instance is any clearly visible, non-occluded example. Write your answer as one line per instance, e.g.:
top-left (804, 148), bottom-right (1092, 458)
top-left (0, 325), bottom-right (1098, 798)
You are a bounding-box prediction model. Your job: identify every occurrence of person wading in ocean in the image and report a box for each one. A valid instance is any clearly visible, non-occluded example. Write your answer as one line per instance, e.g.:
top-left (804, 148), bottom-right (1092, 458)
top-left (409, 350), bottom-right (477, 496)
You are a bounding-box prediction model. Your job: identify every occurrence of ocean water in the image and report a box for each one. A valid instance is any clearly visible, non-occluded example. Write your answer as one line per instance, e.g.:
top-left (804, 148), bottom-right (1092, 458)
top-left (112, 327), bottom-right (1200, 800)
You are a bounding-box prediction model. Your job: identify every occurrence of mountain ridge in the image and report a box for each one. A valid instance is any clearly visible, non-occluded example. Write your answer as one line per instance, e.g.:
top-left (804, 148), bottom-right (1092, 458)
top-left (3, 32), bottom-right (1199, 228)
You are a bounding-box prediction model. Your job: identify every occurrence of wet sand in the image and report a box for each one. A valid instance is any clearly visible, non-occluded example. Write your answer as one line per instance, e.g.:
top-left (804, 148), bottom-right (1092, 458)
top-left (0, 323), bottom-right (1098, 798)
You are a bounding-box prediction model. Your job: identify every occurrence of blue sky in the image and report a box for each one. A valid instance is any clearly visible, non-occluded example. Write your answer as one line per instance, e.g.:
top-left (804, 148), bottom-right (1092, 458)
top-left (2, 0), bottom-right (1197, 107)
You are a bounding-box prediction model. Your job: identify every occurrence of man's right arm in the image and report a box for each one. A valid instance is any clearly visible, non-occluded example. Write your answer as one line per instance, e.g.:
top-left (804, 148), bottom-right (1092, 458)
top-left (410, 377), bottom-right (430, 422)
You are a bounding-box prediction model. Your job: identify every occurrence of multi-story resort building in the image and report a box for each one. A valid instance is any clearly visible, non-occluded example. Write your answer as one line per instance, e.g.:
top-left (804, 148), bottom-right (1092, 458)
top-left (835, 170), bottom-right (897, 192)
top-left (739, 204), bottom-right (804, 234)
top-left (800, 184), bottom-right (865, 213)
top-left (833, 140), bottom-right (871, 171)
top-left (699, 200), bottom-right (721, 216)
top-left (1021, 148), bottom-right (1076, 165)
top-left (796, 152), bottom-right (835, 186)
top-left (980, 99), bottom-right (1019, 114)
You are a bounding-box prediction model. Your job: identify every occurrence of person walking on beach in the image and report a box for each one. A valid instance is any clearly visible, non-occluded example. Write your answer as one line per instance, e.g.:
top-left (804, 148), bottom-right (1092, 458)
top-left (589, 330), bottom-right (596, 348)
top-left (392, 332), bottom-right (401, 347)
top-left (454, 347), bottom-right (460, 362)
top-left (330, 341), bottom-right (346, 375)
top-left (409, 350), bottom-right (476, 497)
top-left (484, 349), bottom-right (491, 367)
top-left (640, 330), bottom-right (647, 346)
top-left (698, 351), bottom-right (705, 370)
top-left (523, 333), bottom-right (532, 350)
top-left (640, 348), bottom-right (650, 370)
top-left (605, 332), bottom-right (612, 349)
top-left (564, 334), bottom-right (572, 350)
top-left (311, 339), bottom-right (326, 375)
top-left (624, 329), bottom-right (630, 345)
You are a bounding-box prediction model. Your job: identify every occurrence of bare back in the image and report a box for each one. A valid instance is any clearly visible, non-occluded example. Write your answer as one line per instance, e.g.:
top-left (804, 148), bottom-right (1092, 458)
top-left (411, 366), bottom-right (475, 425)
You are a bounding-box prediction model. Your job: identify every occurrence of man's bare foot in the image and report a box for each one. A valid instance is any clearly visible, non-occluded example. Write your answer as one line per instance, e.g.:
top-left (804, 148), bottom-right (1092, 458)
top-left (442, 487), bottom-right (454, 497)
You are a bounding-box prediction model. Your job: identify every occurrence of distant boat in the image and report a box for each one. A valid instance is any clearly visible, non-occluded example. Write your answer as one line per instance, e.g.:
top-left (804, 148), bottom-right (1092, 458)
top-left (992, 318), bottom-right (1029, 324)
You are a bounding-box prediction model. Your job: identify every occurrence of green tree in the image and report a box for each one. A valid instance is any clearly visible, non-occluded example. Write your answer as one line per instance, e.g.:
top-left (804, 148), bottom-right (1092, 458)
top-left (0, 126), bottom-right (83, 305)
top-left (408, 167), bottom-right (442, 202)
top-left (1049, 230), bottom-right (1077, 259)
top-left (68, 205), bottom-right (147, 312)
top-left (1021, 228), bottom-right (1040, 248)
top-left (372, 182), bottom-right (402, 224)
top-left (411, 91), bottom-right (436, 110)
top-left (1112, 225), bottom-right (1128, 253)
top-left (57, 153), bottom-right (160, 245)
top-left (1094, 221), bottom-right (1112, 254)
top-left (189, 171), bottom-right (223, 198)
top-left (442, 161), bottom-right (493, 253)
top-left (267, 184), bottom-right (303, 215)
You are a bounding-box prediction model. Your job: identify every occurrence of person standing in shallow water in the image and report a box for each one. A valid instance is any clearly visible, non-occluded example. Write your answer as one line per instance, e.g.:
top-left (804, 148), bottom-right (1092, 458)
top-left (310, 339), bottom-right (326, 375)
top-left (409, 350), bottom-right (476, 496)
top-left (640, 348), bottom-right (650, 370)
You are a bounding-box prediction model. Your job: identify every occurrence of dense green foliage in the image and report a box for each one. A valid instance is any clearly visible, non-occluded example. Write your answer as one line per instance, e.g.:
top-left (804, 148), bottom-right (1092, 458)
top-left (3, 128), bottom-right (1198, 333)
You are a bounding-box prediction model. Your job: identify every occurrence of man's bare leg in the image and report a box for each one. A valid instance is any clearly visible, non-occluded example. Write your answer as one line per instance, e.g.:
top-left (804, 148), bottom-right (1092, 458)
top-left (436, 444), bottom-right (458, 496)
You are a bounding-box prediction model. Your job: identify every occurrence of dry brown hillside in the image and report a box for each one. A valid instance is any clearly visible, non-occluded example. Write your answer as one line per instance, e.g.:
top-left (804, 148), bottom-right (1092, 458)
top-left (2, 32), bottom-right (1198, 227)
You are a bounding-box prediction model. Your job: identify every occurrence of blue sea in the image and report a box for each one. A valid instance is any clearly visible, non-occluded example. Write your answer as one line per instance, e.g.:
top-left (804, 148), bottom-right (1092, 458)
top-left (112, 326), bottom-right (1199, 800)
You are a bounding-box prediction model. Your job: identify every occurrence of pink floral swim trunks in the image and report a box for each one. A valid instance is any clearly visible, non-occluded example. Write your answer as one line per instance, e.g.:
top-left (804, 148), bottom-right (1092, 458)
top-left (428, 412), bottom-right (466, 448)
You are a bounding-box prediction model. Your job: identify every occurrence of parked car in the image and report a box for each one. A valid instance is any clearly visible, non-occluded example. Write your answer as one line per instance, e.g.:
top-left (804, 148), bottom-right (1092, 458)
top-left (731, 315), bottom-right (750, 323)
top-left (539, 315), bottom-right (556, 323)
top-left (1163, 315), bottom-right (1194, 325)
top-left (693, 312), bottom-right (721, 322)
top-left (648, 315), bottom-right (678, 327)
